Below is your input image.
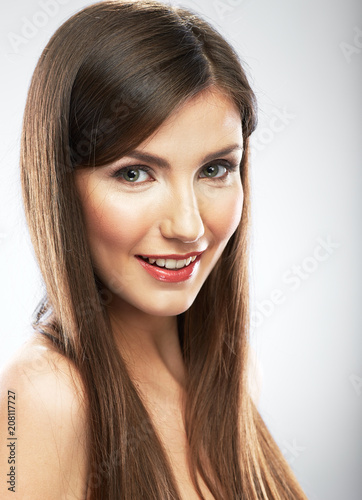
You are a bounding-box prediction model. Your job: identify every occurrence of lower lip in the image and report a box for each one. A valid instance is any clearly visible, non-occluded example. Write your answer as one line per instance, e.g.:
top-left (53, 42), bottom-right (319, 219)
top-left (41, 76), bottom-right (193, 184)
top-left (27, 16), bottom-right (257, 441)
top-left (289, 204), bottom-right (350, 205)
top-left (136, 255), bottom-right (201, 283)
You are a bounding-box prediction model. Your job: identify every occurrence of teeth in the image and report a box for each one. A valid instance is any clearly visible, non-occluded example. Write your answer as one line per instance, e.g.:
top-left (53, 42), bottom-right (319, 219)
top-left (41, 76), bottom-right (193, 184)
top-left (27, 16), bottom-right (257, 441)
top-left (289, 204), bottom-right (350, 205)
top-left (165, 259), bottom-right (177, 269)
top-left (142, 255), bottom-right (199, 269)
top-left (176, 259), bottom-right (185, 269)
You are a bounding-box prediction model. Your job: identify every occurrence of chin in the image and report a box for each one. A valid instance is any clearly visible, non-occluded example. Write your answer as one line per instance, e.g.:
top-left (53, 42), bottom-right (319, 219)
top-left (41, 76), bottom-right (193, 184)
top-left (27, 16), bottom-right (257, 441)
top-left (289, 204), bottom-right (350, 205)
top-left (131, 293), bottom-right (198, 317)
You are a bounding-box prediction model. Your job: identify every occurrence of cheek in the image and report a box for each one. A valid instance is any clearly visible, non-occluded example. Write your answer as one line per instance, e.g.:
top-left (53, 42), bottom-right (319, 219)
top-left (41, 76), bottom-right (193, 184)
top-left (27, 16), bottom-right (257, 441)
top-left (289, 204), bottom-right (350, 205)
top-left (203, 185), bottom-right (244, 242)
top-left (80, 190), bottom-right (150, 257)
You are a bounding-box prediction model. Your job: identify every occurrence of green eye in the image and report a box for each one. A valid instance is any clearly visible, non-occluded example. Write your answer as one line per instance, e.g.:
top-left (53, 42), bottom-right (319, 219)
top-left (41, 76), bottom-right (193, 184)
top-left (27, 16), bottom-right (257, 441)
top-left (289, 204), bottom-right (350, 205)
top-left (112, 166), bottom-right (152, 183)
top-left (122, 168), bottom-right (140, 182)
top-left (201, 164), bottom-right (227, 178)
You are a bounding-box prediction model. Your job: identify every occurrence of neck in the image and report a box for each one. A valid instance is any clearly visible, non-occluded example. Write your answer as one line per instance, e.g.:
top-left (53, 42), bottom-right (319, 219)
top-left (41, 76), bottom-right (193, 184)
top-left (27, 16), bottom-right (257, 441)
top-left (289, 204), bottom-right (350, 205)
top-left (108, 299), bottom-right (187, 400)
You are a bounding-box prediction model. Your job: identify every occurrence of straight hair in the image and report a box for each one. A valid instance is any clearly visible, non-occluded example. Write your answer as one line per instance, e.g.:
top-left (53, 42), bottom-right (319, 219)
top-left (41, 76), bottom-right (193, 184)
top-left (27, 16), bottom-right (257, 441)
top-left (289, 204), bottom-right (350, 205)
top-left (20, 1), bottom-right (308, 498)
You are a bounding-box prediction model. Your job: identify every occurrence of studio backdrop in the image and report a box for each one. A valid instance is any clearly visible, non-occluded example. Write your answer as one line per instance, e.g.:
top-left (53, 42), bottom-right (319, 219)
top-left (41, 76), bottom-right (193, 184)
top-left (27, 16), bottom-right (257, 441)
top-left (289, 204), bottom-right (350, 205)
top-left (0, 1), bottom-right (361, 499)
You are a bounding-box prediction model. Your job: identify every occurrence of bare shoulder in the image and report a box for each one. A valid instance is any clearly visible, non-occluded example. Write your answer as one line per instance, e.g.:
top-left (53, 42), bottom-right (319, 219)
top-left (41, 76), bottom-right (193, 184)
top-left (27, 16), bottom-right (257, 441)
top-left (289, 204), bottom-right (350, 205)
top-left (0, 335), bottom-right (89, 499)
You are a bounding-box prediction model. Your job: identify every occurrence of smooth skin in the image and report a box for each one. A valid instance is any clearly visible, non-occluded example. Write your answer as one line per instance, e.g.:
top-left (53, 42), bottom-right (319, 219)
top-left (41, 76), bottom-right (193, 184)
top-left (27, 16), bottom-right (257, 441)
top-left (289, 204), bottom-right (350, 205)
top-left (75, 87), bottom-right (244, 399)
top-left (0, 337), bottom-right (89, 499)
top-left (0, 87), bottom-right (248, 499)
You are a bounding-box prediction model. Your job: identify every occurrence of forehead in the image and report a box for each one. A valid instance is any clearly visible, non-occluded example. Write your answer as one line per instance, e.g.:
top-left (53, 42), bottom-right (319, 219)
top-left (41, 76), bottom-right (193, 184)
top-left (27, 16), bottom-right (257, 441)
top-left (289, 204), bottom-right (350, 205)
top-left (134, 88), bottom-right (243, 160)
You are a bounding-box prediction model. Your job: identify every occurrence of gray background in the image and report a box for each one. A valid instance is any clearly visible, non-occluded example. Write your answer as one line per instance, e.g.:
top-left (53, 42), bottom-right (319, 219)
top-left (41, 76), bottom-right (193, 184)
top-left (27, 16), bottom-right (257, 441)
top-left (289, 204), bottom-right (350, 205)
top-left (0, 1), bottom-right (361, 498)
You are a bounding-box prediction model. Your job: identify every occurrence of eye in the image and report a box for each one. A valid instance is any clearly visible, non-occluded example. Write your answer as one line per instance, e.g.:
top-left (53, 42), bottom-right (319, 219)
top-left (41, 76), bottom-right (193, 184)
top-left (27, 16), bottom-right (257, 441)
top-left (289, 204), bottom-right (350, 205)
top-left (199, 162), bottom-right (236, 180)
top-left (112, 166), bottom-right (152, 183)
top-left (200, 164), bottom-right (226, 178)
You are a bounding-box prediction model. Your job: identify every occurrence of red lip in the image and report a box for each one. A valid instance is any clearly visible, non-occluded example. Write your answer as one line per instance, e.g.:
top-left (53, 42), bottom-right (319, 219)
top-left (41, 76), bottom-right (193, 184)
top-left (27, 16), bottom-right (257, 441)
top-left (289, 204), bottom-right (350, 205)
top-left (135, 254), bottom-right (202, 283)
top-left (137, 251), bottom-right (204, 260)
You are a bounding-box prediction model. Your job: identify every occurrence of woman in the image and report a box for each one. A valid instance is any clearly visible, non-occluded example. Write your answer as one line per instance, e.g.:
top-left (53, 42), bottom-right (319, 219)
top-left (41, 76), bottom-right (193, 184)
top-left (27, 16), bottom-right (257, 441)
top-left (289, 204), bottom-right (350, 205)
top-left (0, 1), bottom-right (308, 499)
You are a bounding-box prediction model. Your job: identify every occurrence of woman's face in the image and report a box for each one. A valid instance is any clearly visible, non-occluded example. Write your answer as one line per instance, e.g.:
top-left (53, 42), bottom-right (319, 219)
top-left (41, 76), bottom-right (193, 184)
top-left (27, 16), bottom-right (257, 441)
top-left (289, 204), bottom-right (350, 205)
top-left (75, 87), bottom-right (244, 317)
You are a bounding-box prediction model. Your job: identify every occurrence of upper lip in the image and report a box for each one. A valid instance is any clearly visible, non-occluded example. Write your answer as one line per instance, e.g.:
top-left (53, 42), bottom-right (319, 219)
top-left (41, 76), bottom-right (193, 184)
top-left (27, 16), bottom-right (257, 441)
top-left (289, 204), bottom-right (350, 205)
top-left (137, 251), bottom-right (205, 260)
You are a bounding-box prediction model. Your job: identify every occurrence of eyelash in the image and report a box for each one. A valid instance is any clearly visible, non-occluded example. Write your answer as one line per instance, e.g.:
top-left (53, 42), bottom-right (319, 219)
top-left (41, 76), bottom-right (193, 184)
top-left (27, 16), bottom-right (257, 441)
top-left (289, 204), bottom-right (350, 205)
top-left (110, 161), bottom-right (239, 185)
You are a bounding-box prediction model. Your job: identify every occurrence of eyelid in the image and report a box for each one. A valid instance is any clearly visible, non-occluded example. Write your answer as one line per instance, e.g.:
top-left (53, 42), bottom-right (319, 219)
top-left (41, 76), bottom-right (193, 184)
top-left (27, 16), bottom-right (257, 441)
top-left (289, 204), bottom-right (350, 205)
top-left (110, 158), bottom-right (240, 184)
top-left (203, 159), bottom-right (239, 170)
top-left (110, 165), bottom-right (154, 182)
top-left (199, 159), bottom-right (240, 178)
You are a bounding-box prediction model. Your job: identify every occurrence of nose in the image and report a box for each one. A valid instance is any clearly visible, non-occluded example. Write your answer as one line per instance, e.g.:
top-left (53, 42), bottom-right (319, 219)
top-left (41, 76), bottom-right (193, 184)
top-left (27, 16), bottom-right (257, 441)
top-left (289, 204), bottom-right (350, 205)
top-left (159, 188), bottom-right (205, 243)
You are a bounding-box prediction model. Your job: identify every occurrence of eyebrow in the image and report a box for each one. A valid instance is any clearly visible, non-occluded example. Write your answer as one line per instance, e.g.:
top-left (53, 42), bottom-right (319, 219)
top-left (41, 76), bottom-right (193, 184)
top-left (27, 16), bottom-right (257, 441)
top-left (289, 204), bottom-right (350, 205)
top-left (122, 144), bottom-right (243, 168)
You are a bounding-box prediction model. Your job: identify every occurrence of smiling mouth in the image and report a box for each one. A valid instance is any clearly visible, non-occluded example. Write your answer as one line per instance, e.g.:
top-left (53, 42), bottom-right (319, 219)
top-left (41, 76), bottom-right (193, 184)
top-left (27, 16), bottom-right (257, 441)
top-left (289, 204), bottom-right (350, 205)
top-left (138, 255), bottom-right (198, 270)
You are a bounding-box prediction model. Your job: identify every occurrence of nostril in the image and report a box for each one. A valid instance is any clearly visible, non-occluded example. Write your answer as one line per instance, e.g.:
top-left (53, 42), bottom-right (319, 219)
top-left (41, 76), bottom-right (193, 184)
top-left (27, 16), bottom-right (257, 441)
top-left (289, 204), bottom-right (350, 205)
top-left (159, 195), bottom-right (205, 242)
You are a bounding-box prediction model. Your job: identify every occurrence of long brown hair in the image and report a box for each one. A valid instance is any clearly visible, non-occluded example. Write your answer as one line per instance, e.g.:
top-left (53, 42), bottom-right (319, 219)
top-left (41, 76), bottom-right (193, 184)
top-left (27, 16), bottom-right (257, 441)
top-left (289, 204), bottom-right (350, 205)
top-left (20, 1), bottom-right (307, 498)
